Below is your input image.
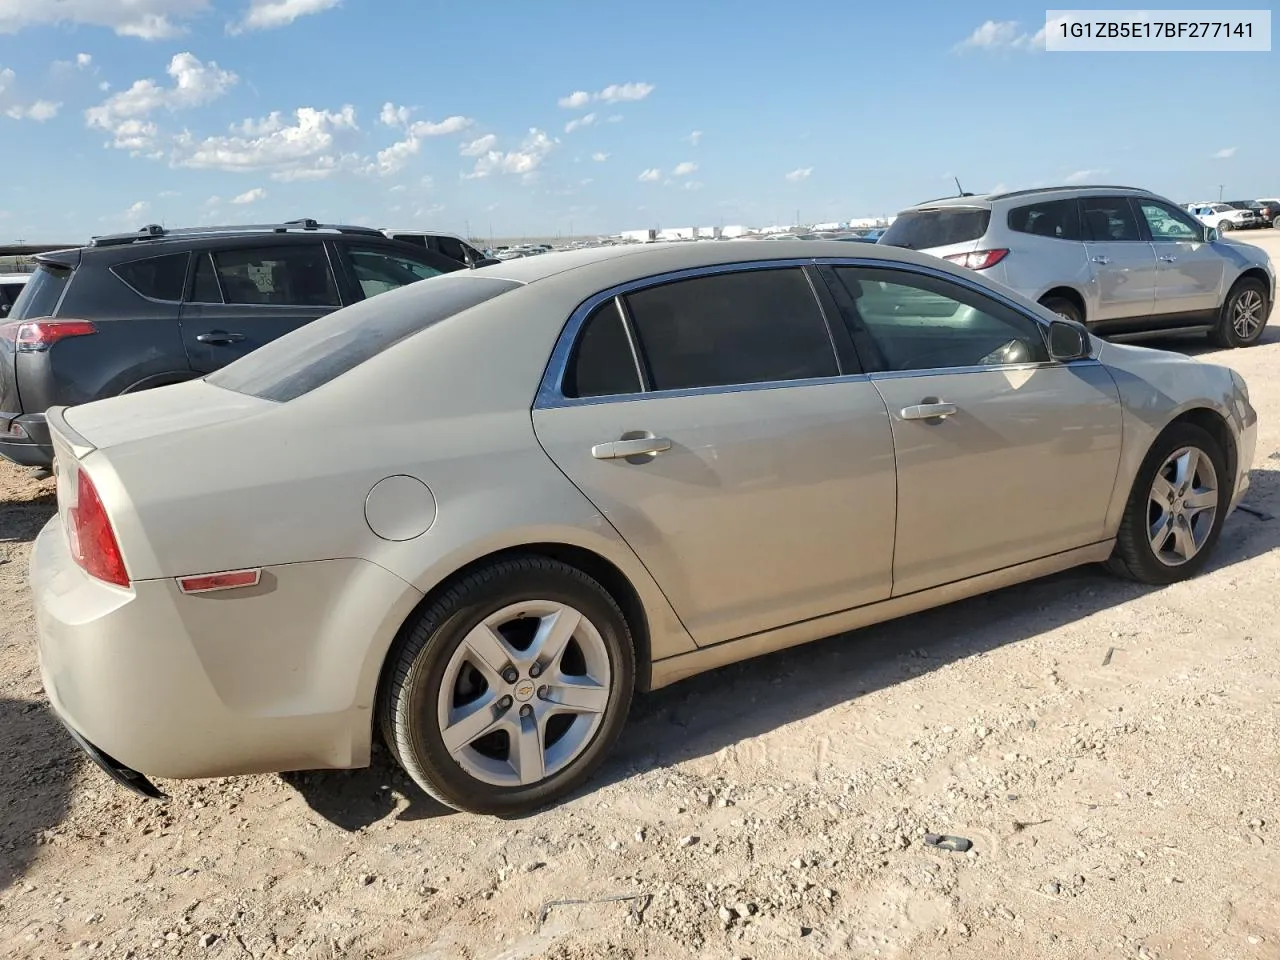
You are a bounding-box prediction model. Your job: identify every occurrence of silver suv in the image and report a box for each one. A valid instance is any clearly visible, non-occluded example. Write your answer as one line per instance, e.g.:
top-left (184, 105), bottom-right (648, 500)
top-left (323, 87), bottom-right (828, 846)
top-left (880, 185), bottom-right (1276, 348)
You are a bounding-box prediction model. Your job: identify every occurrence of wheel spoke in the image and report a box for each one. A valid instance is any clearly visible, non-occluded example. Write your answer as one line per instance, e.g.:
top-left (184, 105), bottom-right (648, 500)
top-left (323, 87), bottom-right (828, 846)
top-left (1149, 513), bottom-right (1172, 553)
top-left (1183, 488), bottom-right (1217, 511)
top-left (510, 714), bottom-right (545, 785)
top-left (1150, 474), bottom-right (1175, 505)
top-left (441, 694), bottom-right (503, 754)
top-left (1172, 449), bottom-right (1198, 493)
top-left (1171, 521), bottom-right (1197, 561)
top-left (462, 622), bottom-right (511, 680)
top-left (543, 678), bottom-right (609, 714)
top-left (529, 607), bottom-right (581, 671)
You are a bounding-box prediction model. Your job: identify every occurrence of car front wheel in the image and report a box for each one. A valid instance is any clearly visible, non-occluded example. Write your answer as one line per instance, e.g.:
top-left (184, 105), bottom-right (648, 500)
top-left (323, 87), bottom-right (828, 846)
top-left (1039, 295), bottom-right (1083, 325)
top-left (1106, 422), bottom-right (1228, 585)
top-left (379, 556), bottom-right (636, 815)
top-left (1218, 220), bottom-right (1234, 232)
top-left (1209, 277), bottom-right (1270, 348)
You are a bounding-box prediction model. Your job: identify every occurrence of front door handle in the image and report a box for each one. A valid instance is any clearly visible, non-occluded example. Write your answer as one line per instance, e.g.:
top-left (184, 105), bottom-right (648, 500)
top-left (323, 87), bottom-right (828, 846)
top-left (591, 436), bottom-right (672, 460)
top-left (900, 401), bottom-right (958, 421)
top-left (1090, 255), bottom-right (1111, 265)
top-left (1158, 255), bottom-right (1177, 262)
top-left (196, 331), bottom-right (247, 344)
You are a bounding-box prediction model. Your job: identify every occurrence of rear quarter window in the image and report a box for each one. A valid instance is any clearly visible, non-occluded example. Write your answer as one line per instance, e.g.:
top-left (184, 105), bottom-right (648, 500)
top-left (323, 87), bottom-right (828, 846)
top-left (1007, 200), bottom-right (1082, 241)
top-left (111, 252), bottom-right (190, 301)
top-left (880, 208), bottom-right (991, 250)
top-left (207, 273), bottom-right (519, 402)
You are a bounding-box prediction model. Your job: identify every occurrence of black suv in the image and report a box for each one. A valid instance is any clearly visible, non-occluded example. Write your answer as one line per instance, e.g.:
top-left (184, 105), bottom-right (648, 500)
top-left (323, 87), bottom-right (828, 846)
top-left (0, 219), bottom-right (464, 468)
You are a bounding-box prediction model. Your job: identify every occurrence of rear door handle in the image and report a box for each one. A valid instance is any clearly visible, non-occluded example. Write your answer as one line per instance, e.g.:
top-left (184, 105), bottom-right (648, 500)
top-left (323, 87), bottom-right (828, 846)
top-left (195, 331), bottom-right (246, 344)
top-left (1090, 256), bottom-right (1111, 265)
top-left (900, 401), bottom-right (957, 421)
top-left (591, 436), bottom-right (672, 460)
top-left (1158, 255), bottom-right (1177, 262)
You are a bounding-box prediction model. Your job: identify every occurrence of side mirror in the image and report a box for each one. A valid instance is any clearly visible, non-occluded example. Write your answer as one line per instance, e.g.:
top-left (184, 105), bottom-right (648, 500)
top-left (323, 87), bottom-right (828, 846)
top-left (1205, 227), bottom-right (1218, 243)
top-left (1048, 320), bottom-right (1090, 361)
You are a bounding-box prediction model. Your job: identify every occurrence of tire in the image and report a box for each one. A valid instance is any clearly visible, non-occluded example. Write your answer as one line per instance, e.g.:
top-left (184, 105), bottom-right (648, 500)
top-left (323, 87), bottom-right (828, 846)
top-left (1106, 422), bottom-right (1229, 586)
top-left (1218, 220), bottom-right (1233, 233)
top-left (1040, 296), bottom-right (1083, 325)
top-left (1208, 277), bottom-right (1270, 348)
top-left (378, 556), bottom-right (636, 816)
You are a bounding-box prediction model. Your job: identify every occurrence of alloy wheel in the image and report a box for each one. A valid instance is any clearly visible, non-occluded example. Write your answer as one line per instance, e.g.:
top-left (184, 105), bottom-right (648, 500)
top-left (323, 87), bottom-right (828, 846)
top-left (436, 600), bottom-right (612, 787)
top-left (1232, 289), bottom-right (1266, 341)
top-left (1147, 446), bottom-right (1218, 566)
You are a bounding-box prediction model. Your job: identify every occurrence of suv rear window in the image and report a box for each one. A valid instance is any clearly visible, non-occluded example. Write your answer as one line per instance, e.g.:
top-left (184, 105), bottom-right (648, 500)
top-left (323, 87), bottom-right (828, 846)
top-left (207, 274), bottom-right (518, 402)
top-left (8, 264), bottom-right (70, 321)
top-left (879, 207), bottom-right (991, 250)
top-left (1007, 199), bottom-right (1082, 241)
top-left (112, 252), bottom-right (190, 301)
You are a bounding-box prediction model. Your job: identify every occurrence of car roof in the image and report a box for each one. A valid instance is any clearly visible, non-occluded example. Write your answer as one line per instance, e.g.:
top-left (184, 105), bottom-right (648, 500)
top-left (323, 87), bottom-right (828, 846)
top-left (903, 184), bottom-right (1158, 211)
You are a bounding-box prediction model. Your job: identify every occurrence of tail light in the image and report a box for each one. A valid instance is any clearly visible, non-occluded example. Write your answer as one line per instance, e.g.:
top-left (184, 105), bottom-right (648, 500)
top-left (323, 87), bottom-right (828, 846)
top-left (66, 467), bottom-right (129, 587)
top-left (943, 249), bottom-right (1010, 271)
top-left (0, 319), bottom-right (97, 353)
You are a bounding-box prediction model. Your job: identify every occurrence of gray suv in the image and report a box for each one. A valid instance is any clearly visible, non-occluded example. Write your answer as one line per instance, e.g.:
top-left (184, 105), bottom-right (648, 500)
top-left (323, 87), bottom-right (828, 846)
top-left (880, 185), bottom-right (1275, 348)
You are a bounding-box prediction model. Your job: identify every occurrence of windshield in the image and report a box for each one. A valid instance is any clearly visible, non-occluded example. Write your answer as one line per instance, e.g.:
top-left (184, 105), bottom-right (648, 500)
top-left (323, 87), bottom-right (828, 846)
top-left (208, 273), bottom-right (518, 402)
top-left (879, 208), bottom-right (991, 250)
top-left (7, 264), bottom-right (70, 321)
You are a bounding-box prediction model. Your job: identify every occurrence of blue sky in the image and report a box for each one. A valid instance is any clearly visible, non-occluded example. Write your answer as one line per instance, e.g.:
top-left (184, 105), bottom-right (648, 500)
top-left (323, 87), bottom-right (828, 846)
top-left (0, 1), bottom-right (1276, 242)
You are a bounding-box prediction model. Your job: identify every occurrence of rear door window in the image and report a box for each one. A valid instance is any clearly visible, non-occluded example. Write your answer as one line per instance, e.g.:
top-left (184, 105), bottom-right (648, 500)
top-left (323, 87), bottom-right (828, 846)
top-left (1080, 198), bottom-right (1142, 242)
top-left (564, 300), bottom-right (642, 398)
top-left (435, 236), bottom-right (468, 262)
top-left (112, 252), bottom-right (190, 301)
top-left (880, 208), bottom-right (991, 250)
top-left (7, 264), bottom-right (70, 320)
top-left (211, 245), bottom-right (339, 307)
top-left (1007, 200), bottom-right (1082, 241)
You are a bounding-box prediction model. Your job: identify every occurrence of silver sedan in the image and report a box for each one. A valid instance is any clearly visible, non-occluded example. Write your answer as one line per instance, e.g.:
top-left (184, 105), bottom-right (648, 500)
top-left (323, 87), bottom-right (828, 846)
top-left (29, 240), bottom-right (1257, 814)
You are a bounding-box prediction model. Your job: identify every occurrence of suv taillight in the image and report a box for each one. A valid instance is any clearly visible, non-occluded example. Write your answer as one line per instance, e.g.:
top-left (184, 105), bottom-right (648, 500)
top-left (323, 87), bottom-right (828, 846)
top-left (944, 249), bottom-right (1009, 271)
top-left (0, 319), bottom-right (97, 352)
top-left (66, 467), bottom-right (129, 587)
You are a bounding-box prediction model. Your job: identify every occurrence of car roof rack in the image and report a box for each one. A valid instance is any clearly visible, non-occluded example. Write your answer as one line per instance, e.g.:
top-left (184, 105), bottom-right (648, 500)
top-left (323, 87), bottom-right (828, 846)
top-left (984, 185), bottom-right (1154, 202)
top-left (88, 219), bottom-right (385, 247)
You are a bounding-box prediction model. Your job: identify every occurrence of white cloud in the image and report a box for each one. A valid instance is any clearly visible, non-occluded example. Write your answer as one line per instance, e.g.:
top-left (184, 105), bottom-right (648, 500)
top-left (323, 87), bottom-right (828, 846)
top-left (409, 115), bottom-right (472, 137)
top-left (0, 0), bottom-right (211, 39)
top-left (379, 101), bottom-right (412, 128)
top-left (98, 80), bottom-right (111, 92)
top-left (86, 52), bottom-right (236, 137)
top-left (672, 161), bottom-right (698, 177)
top-left (231, 0), bottom-right (340, 33)
top-left (158, 189), bottom-right (181, 198)
top-left (785, 167), bottom-right (812, 181)
top-left (557, 91), bottom-right (591, 109)
top-left (955, 19), bottom-right (1046, 51)
top-left (1064, 168), bottom-right (1106, 184)
top-left (360, 114), bottom-right (474, 177)
top-left (6, 99), bottom-right (60, 121)
top-left (591, 151), bottom-right (609, 162)
top-left (125, 200), bottom-right (151, 219)
top-left (638, 168), bottom-right (660, 182)
top-left (685, 130), bottom-right (703, 146)
top-left (557, 82), bottom-right (654, 108)
top-left (231, 187), bottom-right (267, 204)
top-left (606, 114), bottom-right (623, 123)
top-left (1212, 146), bottom-right (1237, 159)
top-left (172, 105), bottom-right (359, 180)
top-left (365, 135), bottom-right (419, 177)
top-left (76, 53), bottom-right (93, 68)
top-left (460, 133), bottom-right (497, 156)
top-left (462, 127), bottom-right (557, 180)
top-left (564, 112), bottom-right (597, 133)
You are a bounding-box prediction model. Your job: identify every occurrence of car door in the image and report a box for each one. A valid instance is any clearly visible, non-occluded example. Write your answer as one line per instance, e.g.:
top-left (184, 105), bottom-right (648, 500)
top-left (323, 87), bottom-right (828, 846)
top-left (822, 264), bottom-right (1123, 596)
top-left (179, 243), bottom-right (343, 374)
top-left (532, 264), bottom-right (898, 647)
top-left (1135, 198), bottom-right (1225, 316)
top-left (1079, 196), bottom-right (1158, 322)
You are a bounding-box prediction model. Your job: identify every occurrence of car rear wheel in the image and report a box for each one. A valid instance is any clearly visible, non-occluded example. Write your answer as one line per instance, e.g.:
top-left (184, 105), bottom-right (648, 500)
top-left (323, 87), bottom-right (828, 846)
top-left (1039, 296), bottom-right (1083, 325)
top-left (379, 556), bottom-right (635, 815)
top-left (1208, 277), bottom-right (1269, 348)
top-left (1106, 423), bottom-right (1228, 585)
top-left (1218, 220), bottom-right (1233, 233)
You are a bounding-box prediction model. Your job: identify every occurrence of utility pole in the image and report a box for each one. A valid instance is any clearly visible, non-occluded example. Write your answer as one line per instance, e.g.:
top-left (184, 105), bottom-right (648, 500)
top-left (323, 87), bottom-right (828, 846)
top-left (1218, 184), bottom-right (1224, 202)
top-left (465, 219), bottom-right (470, 242)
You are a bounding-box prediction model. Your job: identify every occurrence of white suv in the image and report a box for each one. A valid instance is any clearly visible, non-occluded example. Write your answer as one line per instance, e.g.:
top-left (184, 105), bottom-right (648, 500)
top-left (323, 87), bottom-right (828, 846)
top-left (1185, 203), bottom-right (1261, 232)
top-left (880, 185), bottom-right (1275, 348)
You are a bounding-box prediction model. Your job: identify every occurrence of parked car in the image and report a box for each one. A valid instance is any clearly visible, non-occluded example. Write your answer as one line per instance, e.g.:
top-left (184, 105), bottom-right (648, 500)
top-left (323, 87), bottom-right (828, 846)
top-left (31, 239), bottom-right (1256, 814)
top-left (1224, 200), bottom-right (1269, 228)
top-left (1187, 202), bottom-right (1261, 232)
top-left (0, 219), bottom-right (463, 468)
top-left (880, 185), bottom-right (1274, 346)
top-left (1255, 198), bottom-right (1280, 227)
top-left (0, 273), bottom-right (29, 318)
top-left (379, 229), bottom-right (498, 267)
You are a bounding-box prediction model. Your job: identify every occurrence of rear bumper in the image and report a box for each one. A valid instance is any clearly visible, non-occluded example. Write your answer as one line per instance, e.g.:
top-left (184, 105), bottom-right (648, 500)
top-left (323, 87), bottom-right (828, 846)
top-left (0, 411), bottom-right (53, 467)
top-left (30, 515), bottom-right (420, 784)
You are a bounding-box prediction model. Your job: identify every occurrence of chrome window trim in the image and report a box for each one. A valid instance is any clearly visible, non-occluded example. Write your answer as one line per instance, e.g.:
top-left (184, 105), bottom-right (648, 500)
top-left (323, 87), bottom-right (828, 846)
top-left (613, 295), bottom-right (650, 392)
top-left (534, 256), bottom-right (1097, 410)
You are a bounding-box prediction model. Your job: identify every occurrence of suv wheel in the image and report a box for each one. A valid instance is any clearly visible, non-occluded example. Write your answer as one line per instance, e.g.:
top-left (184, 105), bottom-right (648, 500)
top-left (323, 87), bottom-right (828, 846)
top-left (1040, 296), bottom-right (1083, 325)
top-left (1218, 220), bottom-right (1233, 233)
top-left (379, 556), bottom-right (636, 815)
top-left (1208, 277), bottom-right (1269, 348)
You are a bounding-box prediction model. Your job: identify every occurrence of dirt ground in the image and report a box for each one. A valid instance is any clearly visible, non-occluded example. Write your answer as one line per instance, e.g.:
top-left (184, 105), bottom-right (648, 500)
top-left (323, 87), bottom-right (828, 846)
top-left (2, 235), bottom-right (1280, 960)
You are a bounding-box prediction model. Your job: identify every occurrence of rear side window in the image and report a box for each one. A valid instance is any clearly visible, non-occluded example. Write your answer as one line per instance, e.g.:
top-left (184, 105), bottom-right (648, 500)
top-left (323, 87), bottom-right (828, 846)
top-left (191, 252), bottom-right (223, 303)
top-left (435, 236), bottom-right (468, 263)
top-left (1007, 200), bottom-right (1082, 241)
top-left (341, 245), bottom-right (449, 299)
top-left (564, 300), bottom-right (642, 398)
top-left (880, 208), bottom-right (991, 250)
top-left (112, 252), bottom-right (189, 301)
top-left (207, 274), bottom-right (519, 402)
top-left (1081, 198), bottom-right (1141, 241)
top-left (8, 264), bottom-right (70, 321)
top-left (211, 245), bottom-right (339, 307)
top-left (388, 234), bottom-right (429, 250)
top-left (623, 268), bottom-right (838, 391)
